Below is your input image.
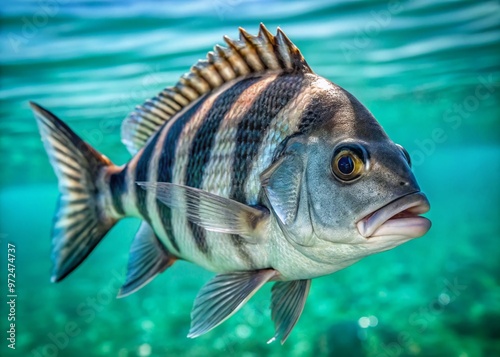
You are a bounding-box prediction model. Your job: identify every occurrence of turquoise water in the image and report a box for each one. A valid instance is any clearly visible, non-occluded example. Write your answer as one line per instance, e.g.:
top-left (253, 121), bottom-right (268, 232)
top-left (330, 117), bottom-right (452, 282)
top-left (1, 1), bottom-right (499, 356)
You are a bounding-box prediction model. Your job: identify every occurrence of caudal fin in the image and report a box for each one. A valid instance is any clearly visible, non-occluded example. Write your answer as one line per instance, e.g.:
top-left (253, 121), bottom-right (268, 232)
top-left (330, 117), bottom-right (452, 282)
top-left (31, 102), bottom-right (118, 282)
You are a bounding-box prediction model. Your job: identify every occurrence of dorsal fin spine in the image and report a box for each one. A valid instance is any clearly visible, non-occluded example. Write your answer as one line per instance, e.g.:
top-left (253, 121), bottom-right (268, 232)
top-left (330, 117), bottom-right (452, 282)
top-left (223, 35), bottom-right (253, 75)
top-left (175, 83), bottom-right (198, 101)
top-left (159, 90), bottom-right (183, 110)
top-left (214, 45), bottom-right (238, 80)
top-left (166, 88), bottom-right (189, 106)
top-left (236, 30), bottom-right (266, 72)
top-left (183, 72), bottom-right (210, 94)
top-left (145, 101), bottom-right (168, 117)
top-left (191, 62), bottom-right (220, 89)
top-left (256, 24), bottom-right (281, 70)
top-left (148, 99), bottom-right (176, 117)
top-left (136, 113), bottom-right (159, 130)
top-left (276, 28), bottom-right (293, 70)
top-left (121, 23), bottom-right (313, 155)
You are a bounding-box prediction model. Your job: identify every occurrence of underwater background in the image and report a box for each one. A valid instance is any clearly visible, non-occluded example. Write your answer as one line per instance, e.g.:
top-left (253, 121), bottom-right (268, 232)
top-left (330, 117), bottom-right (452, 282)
top-left (1, 0), bottom-right (499, 356)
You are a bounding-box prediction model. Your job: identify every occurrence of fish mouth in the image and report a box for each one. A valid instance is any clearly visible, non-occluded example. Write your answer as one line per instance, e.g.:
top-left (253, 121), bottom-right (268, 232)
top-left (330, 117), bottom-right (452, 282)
top-left (357, 192), bottom-right (431, 239)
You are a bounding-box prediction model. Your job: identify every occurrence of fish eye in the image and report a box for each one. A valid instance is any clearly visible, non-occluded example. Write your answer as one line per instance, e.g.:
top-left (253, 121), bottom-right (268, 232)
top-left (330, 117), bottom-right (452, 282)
top-left (396, 144), bottom-right (411, 167)
top-left (331, 144), bottom-right (366, 182)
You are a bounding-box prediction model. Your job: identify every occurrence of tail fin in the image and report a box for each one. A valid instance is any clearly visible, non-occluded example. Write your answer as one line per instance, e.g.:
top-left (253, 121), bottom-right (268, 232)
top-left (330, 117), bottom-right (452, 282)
top-left (31, 102), bottom-right (118, 282)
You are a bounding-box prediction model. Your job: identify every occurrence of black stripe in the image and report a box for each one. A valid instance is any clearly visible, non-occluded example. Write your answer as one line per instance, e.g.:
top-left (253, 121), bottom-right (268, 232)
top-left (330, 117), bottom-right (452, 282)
top-left (65, 206), bottom-right (90, 219)
top-left (66, 222), bottom-right (97, 251)
top-left (42, 111), bottom-right (106, 181)
top-left (184, 76), bottom-right (263, 256)
top-left (58, 218), bottom-right (87, 238)
top-left (298, 92), bottom-right (338, 135)
top-left (67, 198), bottom-right (88, 206)
top-left (229, 74), bottom-right (306, 265)
top-left (135, 132), bottom-right (162, 222)
top-left (231, 74), bottom-right (304, 200)
top-left (52, 147), bottom-right (80, 171)
top-left (66, 186), bottom-right (86, 194)
top-left (68, 223), bottom-right (98, 250)
top-left (50, 136), bottom-right (79, 161)
top-left (54, 157), bottom-right (80, 175)
top-left (156, 95), bottom-right (211, 254)
top-left (62, 172), bottom-right (81, 183)
top-left (50, 139), bottom-right (79, 161)
top-left (109, 164), bottom-right (128, 216)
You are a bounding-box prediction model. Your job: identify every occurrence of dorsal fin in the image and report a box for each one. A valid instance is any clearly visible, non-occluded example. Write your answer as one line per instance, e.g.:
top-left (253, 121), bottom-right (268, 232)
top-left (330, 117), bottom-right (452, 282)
top-left (121, 23), bottom-right (313, 154)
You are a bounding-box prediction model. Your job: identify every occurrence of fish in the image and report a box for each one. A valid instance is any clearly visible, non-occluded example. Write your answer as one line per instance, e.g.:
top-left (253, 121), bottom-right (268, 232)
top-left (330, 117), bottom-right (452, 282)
top-left (31, 23), bottom-right (431, 344)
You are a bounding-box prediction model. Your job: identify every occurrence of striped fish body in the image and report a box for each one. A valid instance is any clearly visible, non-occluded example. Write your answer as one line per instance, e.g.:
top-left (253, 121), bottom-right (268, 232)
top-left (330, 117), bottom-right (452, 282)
top-left (32, 24), bottom-right (431, 343)
top-left (113, 72), bottom-right (319, 274)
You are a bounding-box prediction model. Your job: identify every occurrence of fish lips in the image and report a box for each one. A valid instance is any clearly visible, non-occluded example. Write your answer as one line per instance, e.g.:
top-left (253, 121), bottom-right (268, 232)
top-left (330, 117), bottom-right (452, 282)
top-left (357, 192), bottom-right (431, 240)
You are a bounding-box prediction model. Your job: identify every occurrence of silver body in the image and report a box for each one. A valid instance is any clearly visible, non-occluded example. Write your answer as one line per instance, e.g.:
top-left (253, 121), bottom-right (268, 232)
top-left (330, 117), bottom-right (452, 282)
top-left (32, 24), bottom-right (431, 343)
top-left (108, 73), bottom-right (424, 281)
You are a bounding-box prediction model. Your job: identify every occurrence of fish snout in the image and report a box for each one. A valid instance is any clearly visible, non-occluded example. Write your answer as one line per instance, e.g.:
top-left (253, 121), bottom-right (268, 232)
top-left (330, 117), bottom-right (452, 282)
top-left (357, 192), bottom-right (431, 239)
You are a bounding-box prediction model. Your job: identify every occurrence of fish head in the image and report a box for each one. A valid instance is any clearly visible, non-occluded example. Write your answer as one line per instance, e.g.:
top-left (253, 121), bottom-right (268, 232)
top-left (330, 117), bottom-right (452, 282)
top-left (305, 135), bottom-right (431, 250)
top-left (263, 77), bottom-right (431, 265)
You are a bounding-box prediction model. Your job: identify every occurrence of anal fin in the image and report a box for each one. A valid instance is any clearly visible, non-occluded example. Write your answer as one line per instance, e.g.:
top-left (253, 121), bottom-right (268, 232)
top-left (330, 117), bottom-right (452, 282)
top-left (268, 279), bottom-right (311, 344)
top-left (118, 222), bottom-right (175, 298)
top-left (188, 269), bottom-right (277, 338)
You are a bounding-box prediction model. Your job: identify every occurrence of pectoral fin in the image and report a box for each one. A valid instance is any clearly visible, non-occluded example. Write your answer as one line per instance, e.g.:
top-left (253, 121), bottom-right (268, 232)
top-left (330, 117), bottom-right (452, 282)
top-left (117, 222), bottom-right (175, 298)
top-left (261, 150), bottom-right (314, 247)
top-left (188, 269), bottom-right (277, 338)
top-left (268, 279), bottom-right (311, 344)
top-left (260, 154), bottom-right (302, 226)
top-left (138, 182), bottom-right (269, 243)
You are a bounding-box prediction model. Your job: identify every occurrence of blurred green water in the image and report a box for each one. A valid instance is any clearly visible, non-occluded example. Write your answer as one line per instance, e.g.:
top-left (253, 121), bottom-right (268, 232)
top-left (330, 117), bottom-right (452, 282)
top-left (0, 1), bottom-right (499, 356)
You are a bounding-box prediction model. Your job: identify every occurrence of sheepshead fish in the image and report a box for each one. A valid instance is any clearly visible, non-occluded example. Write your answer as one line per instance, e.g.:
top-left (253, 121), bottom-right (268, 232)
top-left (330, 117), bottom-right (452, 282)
top-left (31, 24), bottom-right (431, 343)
